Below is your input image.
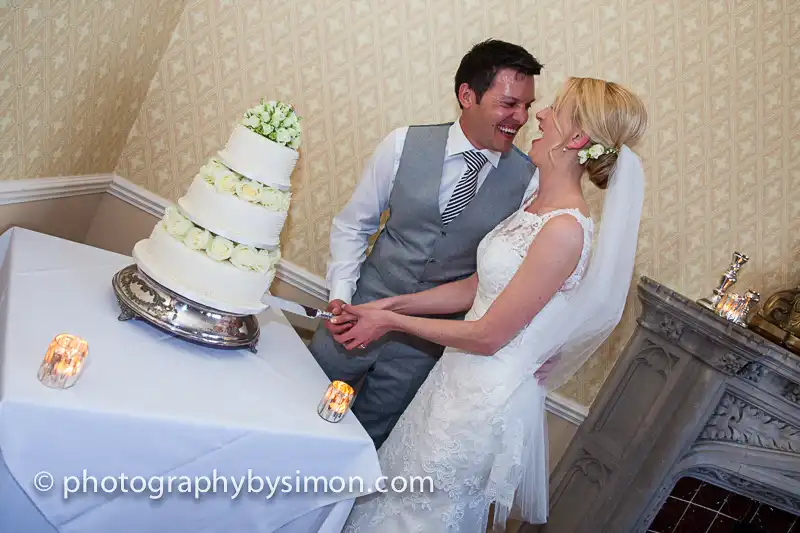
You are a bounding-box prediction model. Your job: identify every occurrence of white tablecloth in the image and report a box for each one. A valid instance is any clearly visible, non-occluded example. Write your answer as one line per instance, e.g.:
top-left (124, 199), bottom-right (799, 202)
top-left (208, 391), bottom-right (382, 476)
top-left (0, 227), bottom-right (382, 533)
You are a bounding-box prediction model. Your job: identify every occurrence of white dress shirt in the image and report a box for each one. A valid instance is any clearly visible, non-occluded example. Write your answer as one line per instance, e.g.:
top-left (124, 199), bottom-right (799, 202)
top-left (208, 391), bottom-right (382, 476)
top-left (326, 120), bottom-right (539, 304)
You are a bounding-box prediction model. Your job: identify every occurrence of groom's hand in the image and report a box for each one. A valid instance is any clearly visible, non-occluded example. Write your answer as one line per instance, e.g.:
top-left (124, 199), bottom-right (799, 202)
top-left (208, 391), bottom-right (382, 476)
top-left (323, 299), bottom-right (357, 335)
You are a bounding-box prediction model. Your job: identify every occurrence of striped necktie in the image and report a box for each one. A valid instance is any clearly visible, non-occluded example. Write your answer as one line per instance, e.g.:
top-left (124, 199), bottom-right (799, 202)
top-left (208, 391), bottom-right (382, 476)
top-left (441, 150), bottom-right (488, 226)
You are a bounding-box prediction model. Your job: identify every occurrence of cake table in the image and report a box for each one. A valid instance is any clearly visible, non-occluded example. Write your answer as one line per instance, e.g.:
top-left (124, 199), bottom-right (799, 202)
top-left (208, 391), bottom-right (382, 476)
top-left (0, 227), bottom-right (382, 533)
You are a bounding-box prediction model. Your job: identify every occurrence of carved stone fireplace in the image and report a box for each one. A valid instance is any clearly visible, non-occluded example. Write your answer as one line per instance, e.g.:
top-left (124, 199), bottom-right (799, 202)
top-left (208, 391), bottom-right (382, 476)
top-left (525, 277), bottom-right (800, 533)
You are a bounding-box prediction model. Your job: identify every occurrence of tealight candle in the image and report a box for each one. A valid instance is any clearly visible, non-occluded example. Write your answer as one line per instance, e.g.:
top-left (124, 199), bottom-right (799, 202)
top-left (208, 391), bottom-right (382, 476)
top-left (37, 334), bottom-right (88, 389)
top-left (317, 380), bottom-right (355, 423)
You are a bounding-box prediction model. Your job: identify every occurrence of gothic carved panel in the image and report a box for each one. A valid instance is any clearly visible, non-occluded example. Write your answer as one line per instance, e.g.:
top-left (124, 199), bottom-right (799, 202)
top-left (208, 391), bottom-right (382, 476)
top-left (709, 351), bottom-right (748, 375)
top-left (593, 340), bottom-right (678, 451)
top-left (634, 341), bottom-right (679, 378)
top-left (784, 384), bottom-right (800, 406)
top-left (657, 315), bottom-right (684, 343)
top-left (699, 393), bottom-right (800, 454)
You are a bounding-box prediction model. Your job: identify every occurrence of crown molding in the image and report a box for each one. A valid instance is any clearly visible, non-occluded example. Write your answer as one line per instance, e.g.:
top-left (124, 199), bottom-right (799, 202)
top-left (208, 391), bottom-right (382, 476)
top-left (1, 173), bottom-right (588, 426)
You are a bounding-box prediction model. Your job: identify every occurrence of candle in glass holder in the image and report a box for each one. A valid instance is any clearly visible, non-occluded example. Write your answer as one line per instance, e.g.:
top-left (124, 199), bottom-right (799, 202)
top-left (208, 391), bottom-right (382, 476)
top-left (317, 380), bottom-right (355, 423)
top-left (37, 334), bottom-right (88, 389)
top-left (715, 293), bottom-right (748, 324)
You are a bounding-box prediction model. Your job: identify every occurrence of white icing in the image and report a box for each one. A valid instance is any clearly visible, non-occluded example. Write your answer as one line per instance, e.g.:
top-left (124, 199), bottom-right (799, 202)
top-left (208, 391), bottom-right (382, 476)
top-left (133, 224), bottom-right (275, 315)
top-left (179, 177), bottom-right (288, 248)
top-left (217, 124), bottom-right (298, 189)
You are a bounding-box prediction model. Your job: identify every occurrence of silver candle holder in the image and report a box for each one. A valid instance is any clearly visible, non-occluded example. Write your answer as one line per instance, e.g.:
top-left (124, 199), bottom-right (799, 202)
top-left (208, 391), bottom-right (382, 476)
top-left (697, 252), bottom-right (749, 311)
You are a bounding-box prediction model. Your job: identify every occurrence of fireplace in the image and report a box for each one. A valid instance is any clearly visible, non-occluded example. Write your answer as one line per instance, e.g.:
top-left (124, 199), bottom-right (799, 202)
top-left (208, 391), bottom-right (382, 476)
top-left (648, 476), bottom-right (798, 532)
top-left (524, 277), bottom-right (800, 533)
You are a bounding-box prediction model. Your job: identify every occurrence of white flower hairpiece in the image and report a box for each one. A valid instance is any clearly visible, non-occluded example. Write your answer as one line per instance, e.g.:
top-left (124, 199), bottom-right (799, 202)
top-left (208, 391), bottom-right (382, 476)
top-left (577, 143), bottom-right (618, 165)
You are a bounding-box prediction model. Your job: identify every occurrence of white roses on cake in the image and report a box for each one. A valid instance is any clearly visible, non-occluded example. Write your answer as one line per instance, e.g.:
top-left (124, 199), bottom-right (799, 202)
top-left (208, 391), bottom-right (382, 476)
top-left (230, 244), bottom-right (261, 271)
top-left (260, 188), bottom-right (291, 211)
top-left (235, 179), bottom-right (263, 203)
top-left (230, 246), bottom-right (280, 273)
top-left (241, 100), bottom-right (301, 151)
top-left (160, 205), bottom-right (281, 274)
top-left (199, 157), bottom-right (290, 212)
top-left (183, 227), bottom-right (211, 250)
top-left (163, 206), bottom-right (194, 238)
top-left (206, 236), bottom-right (235, 261)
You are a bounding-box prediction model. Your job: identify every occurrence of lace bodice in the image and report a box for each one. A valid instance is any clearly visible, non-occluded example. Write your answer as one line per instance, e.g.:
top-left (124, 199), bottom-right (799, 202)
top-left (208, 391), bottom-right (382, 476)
top-left (466, 201), bottom-right (594, 355)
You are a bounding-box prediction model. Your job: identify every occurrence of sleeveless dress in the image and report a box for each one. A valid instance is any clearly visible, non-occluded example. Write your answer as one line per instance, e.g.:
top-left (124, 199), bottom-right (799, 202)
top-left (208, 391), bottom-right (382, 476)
top-left (343, 198), bottom-right (594, 533)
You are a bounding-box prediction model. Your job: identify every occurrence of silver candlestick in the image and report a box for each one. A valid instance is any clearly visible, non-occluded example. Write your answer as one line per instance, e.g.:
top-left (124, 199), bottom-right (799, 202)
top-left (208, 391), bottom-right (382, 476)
top-left (697, 252), bottom-right (749, 310)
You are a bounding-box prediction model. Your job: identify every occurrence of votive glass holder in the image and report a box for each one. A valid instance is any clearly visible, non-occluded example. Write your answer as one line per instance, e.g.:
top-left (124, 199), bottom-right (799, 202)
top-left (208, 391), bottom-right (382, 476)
top-left (37, 334), bottom-right (89, 389)
top-left (317, 380), bottom-right (355, 423)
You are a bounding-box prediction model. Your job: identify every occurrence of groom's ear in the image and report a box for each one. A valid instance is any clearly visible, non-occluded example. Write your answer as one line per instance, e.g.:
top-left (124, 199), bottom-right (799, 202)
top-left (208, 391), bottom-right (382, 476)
top-left (566, 131), bottom-right (590, 150)
top-left (457, 83), bottom-right (476, 109)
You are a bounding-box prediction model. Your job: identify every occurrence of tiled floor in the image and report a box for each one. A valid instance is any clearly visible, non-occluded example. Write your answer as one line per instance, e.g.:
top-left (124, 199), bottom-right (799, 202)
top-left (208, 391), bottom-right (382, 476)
top-left (648, 477), bottom-right (799, 533)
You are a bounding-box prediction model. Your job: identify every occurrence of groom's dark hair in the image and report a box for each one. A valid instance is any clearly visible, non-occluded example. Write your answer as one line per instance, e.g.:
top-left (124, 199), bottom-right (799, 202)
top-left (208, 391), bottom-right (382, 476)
top-left (455, 39), bottom-right (543, 108)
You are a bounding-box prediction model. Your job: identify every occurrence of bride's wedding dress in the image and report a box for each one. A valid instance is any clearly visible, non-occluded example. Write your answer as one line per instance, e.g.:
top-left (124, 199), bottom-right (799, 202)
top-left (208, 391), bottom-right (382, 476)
top-left (343, 198), bottom-right (594, 533)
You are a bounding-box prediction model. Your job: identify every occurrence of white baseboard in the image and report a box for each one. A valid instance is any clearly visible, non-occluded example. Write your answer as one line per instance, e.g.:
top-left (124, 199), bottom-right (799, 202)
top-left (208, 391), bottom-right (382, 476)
top-left (545, 393), bottom-right (589, 426)
top-left (108, 176), bottom-right (169, 218)
top-left (2, 173), bottom-right (588, 426)
top-left (0, 174), bottom-right (113, 205)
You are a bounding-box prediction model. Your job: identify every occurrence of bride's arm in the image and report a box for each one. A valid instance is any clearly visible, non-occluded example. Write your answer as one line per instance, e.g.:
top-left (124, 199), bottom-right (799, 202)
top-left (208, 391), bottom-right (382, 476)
top-left (337, 216), bottom-right (585, 355)
top-left (358, 274), bottom-right (479, 316)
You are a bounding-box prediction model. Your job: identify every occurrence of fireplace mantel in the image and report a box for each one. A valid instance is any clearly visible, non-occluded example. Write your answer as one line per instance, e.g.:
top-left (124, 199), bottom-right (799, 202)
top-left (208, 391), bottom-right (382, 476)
top-left (528, 276), bottom-right (800, 532)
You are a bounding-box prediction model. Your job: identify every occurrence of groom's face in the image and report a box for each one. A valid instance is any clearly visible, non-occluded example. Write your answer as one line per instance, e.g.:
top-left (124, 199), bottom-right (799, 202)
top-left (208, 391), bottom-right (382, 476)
top-left (462, 68), bottom-right (536, 153)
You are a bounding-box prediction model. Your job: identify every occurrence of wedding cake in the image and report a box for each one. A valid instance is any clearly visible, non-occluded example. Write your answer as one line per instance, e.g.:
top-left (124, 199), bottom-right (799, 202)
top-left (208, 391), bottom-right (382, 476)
top-left (132, 100), bottom-right (300, 315)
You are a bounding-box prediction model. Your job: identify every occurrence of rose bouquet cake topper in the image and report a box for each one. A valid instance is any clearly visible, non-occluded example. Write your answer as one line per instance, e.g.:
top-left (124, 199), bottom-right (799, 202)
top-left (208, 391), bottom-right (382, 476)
top-left (241, 100), bottom-right (301, 151)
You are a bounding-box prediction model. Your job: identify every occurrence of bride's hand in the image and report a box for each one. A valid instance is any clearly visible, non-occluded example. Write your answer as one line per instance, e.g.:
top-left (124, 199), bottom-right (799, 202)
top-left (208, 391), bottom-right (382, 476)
top-left (332, 304), bottom-right (395, 350)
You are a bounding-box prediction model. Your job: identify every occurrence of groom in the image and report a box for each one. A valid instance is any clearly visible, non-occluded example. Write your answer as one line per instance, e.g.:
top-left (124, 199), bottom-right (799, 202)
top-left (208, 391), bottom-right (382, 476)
top-left (309, 39), bottom-right (542, 448)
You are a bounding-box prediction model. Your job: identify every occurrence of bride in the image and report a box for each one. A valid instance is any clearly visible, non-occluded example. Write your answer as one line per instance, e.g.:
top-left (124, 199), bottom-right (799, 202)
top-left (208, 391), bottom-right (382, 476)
top-left (333, 77), bottom-right (648, 532)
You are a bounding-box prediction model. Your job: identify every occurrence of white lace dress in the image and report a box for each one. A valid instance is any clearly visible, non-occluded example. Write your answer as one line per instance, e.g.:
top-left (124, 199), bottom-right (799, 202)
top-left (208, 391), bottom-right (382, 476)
top-left (343, 202), bottom-right (594, 533)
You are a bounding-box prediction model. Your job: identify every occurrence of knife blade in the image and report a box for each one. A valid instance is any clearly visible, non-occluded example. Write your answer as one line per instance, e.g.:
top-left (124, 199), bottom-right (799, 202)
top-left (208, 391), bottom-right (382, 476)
top-left (262, 294), bottom-right (335, 320)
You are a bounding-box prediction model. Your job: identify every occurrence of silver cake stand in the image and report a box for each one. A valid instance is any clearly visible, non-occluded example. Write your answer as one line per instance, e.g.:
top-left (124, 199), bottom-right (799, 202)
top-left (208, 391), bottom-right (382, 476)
top-left (112, 264), bottom-right (260, 353)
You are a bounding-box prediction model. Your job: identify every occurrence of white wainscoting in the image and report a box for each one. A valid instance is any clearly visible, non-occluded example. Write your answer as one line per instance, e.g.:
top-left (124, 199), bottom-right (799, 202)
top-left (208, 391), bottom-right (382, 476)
top-left (0, 174), bottom-right (588, 425)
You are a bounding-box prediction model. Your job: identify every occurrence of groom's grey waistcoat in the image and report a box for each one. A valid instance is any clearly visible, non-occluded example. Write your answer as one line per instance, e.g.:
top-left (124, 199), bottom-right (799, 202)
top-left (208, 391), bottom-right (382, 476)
top-left (352, 123), bottom-right (534, 307)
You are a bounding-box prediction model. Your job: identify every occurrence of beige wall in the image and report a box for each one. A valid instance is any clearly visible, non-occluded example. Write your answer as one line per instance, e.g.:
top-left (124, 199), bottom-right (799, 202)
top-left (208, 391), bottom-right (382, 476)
top-left (113, 0), bottom-right (800, 407)
top-left (0, 0), bottom-right (185, 181)
top-left (0, 193), bottom-right (103, 242)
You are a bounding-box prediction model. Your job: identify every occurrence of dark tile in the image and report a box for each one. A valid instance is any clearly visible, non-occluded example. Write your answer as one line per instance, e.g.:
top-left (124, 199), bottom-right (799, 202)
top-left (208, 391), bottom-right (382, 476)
top-left (674, 504), bottom-right (716, 533)
top-left (694, 483), bottom-right (732, 511)
top-left (707, 515), bottom-right (738, 533)
top-left (650, 497), bottom-right (688, 533)
top-left (733, 523), bottom-right (768, 533)
top-left (751, 504), bottom-right (798, 533)
top-left (722, 492), bottom-right (757, 521)
top-left (671, 477), bottom-right (703, 501)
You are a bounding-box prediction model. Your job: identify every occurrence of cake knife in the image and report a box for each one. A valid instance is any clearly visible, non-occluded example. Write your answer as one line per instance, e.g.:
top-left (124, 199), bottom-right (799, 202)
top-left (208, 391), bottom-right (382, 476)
top-left (262, 294), bottom-right (335, 320)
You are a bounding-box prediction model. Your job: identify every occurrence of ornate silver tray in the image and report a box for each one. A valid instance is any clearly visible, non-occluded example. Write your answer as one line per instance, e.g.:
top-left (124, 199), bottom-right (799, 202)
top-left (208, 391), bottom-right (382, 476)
top-left (112, 264), bottom-right (260, 353)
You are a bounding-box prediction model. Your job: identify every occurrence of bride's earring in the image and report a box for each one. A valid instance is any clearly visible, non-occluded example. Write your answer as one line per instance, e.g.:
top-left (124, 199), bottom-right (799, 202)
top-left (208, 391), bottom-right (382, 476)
top-left (562, 147), bottom-right (567, 152)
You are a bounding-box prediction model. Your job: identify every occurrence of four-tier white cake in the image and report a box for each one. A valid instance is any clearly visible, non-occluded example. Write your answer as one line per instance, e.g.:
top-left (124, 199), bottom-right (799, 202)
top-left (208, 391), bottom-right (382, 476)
top-left (132, 100), bottom-right (300, 315)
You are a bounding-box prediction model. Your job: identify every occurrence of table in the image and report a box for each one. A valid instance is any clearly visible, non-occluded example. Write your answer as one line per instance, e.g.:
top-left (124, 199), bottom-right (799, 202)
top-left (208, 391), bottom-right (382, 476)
top-left (0, 227), bottom-right (382, 533)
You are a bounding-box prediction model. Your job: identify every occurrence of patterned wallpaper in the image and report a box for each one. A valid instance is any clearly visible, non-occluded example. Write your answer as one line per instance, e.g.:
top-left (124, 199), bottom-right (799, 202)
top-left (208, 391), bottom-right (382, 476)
top-left (0, 0), bottom-right (185, 181)
top-left (32, 0), bottom-right (800, 406)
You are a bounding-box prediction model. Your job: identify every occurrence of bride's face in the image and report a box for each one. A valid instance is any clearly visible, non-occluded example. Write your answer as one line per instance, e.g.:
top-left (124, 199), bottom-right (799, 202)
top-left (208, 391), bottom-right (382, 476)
top-left (528, 104), bottom-right (564, 167)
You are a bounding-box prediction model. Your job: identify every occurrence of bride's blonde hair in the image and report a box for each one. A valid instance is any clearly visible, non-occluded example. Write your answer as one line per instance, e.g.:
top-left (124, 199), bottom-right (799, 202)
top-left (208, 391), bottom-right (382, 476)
top-left (551, 77), bottom-right (648, 189)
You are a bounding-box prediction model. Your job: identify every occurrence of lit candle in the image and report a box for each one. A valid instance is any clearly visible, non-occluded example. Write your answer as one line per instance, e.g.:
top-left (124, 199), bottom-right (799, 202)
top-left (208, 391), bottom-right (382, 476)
top-left (317, 380), bottom-right (355, 423)
top-left (37, 334), bottom-right (88, 389)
